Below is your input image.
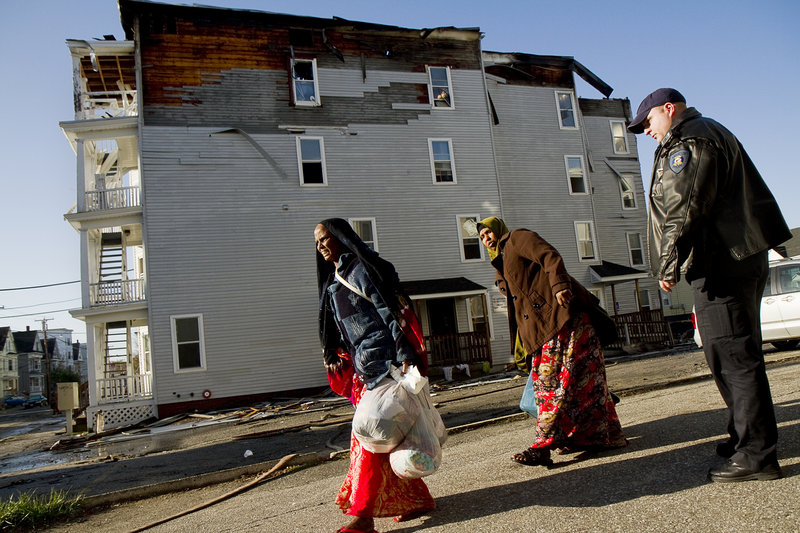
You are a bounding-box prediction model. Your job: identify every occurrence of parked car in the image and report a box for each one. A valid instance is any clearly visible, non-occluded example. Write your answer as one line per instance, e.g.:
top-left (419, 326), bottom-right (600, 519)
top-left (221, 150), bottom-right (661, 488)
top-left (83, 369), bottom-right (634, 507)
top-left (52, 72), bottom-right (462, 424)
top-left (3, 394), bottom-right (26, 407)
top-left (693, 255), bottom-right (800, 351)
top-left (23, 394), bottom-right (48, 408)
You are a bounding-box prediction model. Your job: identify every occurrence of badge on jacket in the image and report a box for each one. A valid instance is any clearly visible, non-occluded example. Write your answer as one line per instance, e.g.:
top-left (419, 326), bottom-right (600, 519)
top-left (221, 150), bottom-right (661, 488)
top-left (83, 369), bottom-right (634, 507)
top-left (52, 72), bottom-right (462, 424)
top-left (669, 150), bottom-right (690, 174)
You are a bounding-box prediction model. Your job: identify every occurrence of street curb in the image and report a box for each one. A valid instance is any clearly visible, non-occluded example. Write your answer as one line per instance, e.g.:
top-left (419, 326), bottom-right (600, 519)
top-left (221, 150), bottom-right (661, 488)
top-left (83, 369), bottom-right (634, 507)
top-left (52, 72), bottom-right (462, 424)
top-left (80, 452), bottom-right (324, 509)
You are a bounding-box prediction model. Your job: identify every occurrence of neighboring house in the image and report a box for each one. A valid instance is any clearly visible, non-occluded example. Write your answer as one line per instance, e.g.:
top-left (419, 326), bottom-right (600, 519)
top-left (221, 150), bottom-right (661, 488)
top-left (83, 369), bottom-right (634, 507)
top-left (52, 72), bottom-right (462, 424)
top-left (61, 0), bottom-right (657, 430)
top-left (13, 330), bottom-right (44, 396)
top-left (1, 327), bottom-right (19, 396)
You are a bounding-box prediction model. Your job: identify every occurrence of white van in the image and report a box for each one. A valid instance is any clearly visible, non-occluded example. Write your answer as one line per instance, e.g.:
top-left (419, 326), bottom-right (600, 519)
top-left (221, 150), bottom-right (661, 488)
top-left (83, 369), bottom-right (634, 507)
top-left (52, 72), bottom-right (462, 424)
top-left (693, 255), bottom-right (800, 351)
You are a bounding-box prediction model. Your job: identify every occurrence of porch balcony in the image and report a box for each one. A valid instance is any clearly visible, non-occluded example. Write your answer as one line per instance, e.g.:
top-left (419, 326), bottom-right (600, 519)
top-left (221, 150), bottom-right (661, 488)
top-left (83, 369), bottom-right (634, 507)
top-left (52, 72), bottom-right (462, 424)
top-left (85, 186), bottom-right (141, 212)
top-left (90, 278), bottom-right (146, 307)
top-left (96, 373), bottom-right (152, 404)
top-left (425, 331), bottom-right (492, 367)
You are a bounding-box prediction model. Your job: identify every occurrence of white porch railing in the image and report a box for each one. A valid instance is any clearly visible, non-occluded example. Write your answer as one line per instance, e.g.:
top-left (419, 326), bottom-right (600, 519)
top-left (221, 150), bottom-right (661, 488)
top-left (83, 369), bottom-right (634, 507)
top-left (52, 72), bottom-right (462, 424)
top-left (90, 278), bottom-right (146, 306)
top-left (97, 373), bottom-right (152, 403)
top-left (85, 186), bottom-right (141, 211)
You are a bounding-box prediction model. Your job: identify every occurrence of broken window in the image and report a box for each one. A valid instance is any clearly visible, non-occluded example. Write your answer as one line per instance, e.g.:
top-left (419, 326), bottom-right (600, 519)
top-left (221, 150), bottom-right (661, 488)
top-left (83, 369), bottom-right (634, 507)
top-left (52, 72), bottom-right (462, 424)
top-left (297, 137), bottom-right (327, 185)
top-left (428, 66), bottom-right (454, 108)
top-left (429, 139), bottom-right (456, 183)
top-left (620, 175), bottom-right (637, 209)
top-left (574, 221), bottom-right (597, 262)
top-left (171, 314), bottom-right (206, 372)
top-left (610, 120), bottom-right (628, 153)
top-left (350, 218), bottom-right (378, 251)
top-left (565, 155), bottom-right (587, 194)
top-left (627, 232), bottom-right (645, 266)
top-left (555, 90), bottom-right (577, 129)
top-left (292, 58), bottom-right (320, 106)
top-left (457, 215), bottom-right (482, 261)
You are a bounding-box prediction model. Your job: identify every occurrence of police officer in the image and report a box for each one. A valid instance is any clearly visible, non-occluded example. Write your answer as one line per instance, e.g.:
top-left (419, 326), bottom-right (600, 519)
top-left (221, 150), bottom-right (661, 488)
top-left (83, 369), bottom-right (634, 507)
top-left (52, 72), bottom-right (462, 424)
top-left (628, 88), bottom-right (791, 482)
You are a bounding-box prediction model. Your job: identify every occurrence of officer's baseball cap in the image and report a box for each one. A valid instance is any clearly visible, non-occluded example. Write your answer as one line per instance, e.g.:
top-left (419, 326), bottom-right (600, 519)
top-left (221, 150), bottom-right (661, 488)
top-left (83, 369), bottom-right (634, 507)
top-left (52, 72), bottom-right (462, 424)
top-left (627, 88), bottom-right (686, 134)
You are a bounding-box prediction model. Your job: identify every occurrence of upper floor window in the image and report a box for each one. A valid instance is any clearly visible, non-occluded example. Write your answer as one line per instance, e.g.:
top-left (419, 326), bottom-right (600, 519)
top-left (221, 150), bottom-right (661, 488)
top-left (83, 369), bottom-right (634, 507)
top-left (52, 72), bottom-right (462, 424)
top-left (457, 215), bottom-right (482, 262)
top-left (620, 175), bottom-right (637, 209)
top-left (555, 90), bottom-right (577, 129)
top-left (610, 120), bottom-right (629, 153)
top-left (575, 221), bottom-right (597, 262)
top-left (171, 314), bottom-right (206, 373)
top-left (350, 218), bottom-right (378, 251)
top-left (428, 66), bottom-right (454, 109)
top-left (627, 232), bottom-right (645, 267)
top-left (429, 139), bottom-right (456, 184)
top-left (291, 58), bottom-right (320, 106)
top-left (565, 156), bottom-right (587, 194)
top-left (296, 137), bottom-right (327, 186)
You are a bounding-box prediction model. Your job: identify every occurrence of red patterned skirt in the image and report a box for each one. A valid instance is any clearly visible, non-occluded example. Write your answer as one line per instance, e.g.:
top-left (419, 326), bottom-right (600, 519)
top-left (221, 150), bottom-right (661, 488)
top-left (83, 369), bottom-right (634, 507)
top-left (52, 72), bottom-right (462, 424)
top-left (336, 376), bottom-right (435, 518)
top-left (529, 312), bottom-right (626, 450)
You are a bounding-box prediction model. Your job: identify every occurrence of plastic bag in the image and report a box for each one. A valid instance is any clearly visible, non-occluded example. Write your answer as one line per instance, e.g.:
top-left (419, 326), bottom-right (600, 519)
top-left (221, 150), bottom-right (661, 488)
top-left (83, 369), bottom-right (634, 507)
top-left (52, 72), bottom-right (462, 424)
top-left (519, 372), bottom-right (538, 417)
top-left (390, 383), bottom-right (447, 479)
top-left (352, 375), bottom-right (420, 453)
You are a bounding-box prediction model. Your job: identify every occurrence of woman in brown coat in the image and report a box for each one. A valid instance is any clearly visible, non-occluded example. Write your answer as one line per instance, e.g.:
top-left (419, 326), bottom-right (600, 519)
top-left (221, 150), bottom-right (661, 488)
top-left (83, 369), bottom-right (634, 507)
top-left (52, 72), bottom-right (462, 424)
top-left (477, 216), bottom-right (626, 466)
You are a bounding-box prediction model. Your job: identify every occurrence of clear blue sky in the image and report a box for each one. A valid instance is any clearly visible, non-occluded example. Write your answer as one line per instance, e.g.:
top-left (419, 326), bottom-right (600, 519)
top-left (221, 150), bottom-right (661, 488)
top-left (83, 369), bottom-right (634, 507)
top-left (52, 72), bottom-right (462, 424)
top-left (1, 0), bottom-right (798, 341)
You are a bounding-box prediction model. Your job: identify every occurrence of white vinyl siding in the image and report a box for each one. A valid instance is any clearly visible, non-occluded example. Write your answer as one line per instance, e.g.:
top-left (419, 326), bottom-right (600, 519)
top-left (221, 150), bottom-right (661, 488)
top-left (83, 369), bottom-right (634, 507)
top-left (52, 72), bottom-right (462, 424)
top-left (429, 139), bottom-right (456, 184)
top-left (291, 58), bottom-right (320, 106)
top-left (456, 215), bottom-right (482, 262)
top-left (610, 120), bottom-right (628, 154)
top-left (627, 232), bottom-right (645, 267)
top-left (565, 155), bottom-right (587, 195)
top-left (296, 136), bottom-right (327, 186)
top-left (428, 66), bottom-right (454, 109)
top-left (171, 314), bottom-right (206, 373)
top-left (555, 90), bottom-right (577, 129)
top-left (575, 221), bottom-right (597, 262)
top-left (350, 218), bottom-right (378, 251)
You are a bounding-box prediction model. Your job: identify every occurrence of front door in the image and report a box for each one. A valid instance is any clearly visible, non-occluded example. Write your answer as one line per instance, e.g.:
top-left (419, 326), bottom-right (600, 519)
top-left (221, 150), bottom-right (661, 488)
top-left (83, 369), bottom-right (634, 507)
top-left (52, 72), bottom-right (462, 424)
top-left (427, 298), bottom-right (457, 365)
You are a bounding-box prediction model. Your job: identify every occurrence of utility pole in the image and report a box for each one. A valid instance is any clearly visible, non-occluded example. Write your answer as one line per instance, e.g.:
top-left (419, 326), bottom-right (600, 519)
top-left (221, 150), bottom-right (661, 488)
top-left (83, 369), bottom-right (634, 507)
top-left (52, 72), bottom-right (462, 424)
top-left (39, 317), bottom-right (54, 411)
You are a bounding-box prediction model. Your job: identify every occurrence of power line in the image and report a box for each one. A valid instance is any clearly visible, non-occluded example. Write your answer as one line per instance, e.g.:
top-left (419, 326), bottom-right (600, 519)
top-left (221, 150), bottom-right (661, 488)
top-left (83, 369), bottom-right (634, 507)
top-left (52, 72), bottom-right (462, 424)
top-left (2, 298), bottom-right (81, 310)
top-left (0, 308), bottom-right (76, 319)
top-left (0, 280), bottom-right (80, 292)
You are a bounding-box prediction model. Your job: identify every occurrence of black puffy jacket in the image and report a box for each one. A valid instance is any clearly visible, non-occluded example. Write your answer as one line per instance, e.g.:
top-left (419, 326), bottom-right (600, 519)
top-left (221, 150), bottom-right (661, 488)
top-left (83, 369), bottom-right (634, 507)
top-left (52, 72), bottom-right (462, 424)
top-left (647, 108), bottom-right (791, 283)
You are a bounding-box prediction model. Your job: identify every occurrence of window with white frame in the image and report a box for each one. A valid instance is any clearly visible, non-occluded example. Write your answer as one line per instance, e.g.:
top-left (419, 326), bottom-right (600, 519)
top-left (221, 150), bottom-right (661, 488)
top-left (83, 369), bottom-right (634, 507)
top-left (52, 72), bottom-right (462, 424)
top-left (627, 232), bottom-right (645, 267)
top-left (620, 175), bottom-right (637, 209)
top-left (171, 314), bottom-right (206, 372)
top-left (296, 137), bottom-right (327, 186)
top-left (428, 66), bottom-right (453, 109)
top-left (565, 156), bottom-right (587, 194)
top-left (350, 218), bottom-right (378, 251)
top-left (641, 289), bottom-right (657, 311)
top-left (588, 288), bottom-right (606, 310)
top-left (575, 221), bottom-right (597, 261)
top-left (291, 58), bottom-right (320, 106)
top-left (429, 139), bottom-right (456, 183)
top-left (555, 90), bottom-right (577, 129)
top-left (468, 294), bottom-right (490, 336)
top-left (457, 215), bottom-right (482, 261)
top-left (610, 120), bottom-right (628, 153)
top-left (660, 291), bottom-right (672, 309)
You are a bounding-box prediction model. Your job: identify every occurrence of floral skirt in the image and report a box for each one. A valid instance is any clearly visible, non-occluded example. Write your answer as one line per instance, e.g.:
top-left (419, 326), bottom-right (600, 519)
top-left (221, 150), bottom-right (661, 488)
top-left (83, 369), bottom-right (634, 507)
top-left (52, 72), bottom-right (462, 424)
top-left (529, 312), bottom-right (626, 450)
top-left (336, 376), bottom-right (434, 518)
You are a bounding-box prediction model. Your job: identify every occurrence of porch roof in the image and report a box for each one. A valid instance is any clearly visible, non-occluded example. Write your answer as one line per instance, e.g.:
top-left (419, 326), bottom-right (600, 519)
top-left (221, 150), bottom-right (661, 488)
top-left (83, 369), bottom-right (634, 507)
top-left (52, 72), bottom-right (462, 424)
top-left (402, 277), bottom-right (486, 300)
top-left (589, 261), bottom-right (649, 283)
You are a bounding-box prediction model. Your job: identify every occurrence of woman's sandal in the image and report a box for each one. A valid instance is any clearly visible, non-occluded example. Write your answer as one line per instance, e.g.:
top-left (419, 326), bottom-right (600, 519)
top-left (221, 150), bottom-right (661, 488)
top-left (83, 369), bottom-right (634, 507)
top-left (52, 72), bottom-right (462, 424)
top-left (512, 447), bottom-right (553, 466)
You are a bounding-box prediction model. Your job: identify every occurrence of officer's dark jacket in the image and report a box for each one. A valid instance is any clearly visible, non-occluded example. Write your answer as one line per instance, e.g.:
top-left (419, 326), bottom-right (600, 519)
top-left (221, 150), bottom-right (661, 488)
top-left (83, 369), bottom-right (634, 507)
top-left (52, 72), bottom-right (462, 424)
top-left (647, 107), bottom-right (791, 282)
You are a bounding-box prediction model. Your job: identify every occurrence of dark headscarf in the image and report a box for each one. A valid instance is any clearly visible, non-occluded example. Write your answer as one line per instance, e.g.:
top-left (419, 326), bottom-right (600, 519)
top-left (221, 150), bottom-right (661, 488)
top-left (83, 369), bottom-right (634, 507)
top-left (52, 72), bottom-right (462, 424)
top-left (316, 218), bottom-right (407, 364)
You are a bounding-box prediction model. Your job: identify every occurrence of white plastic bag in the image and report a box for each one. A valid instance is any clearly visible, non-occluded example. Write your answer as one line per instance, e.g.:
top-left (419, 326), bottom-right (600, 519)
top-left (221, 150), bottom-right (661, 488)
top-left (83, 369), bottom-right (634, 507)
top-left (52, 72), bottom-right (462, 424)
top-left (352, 375), bottom-right (420, 453)
top-left (389, 383), bottom-right (448, 479)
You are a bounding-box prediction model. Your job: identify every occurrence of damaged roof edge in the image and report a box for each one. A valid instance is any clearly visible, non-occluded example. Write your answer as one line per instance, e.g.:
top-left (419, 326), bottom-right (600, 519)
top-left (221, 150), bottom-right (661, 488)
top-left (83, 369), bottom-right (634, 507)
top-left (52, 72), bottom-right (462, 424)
top-left (118, 0), bottom-right (481, 41)
top-left (483, 51), bottom-right (613, 98)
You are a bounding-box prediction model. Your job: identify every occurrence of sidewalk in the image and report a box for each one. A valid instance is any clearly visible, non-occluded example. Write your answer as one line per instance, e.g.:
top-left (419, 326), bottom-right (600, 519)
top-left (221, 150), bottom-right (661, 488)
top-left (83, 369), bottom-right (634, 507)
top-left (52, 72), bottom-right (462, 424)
top-left (1, 345), bottom-right (798, 509)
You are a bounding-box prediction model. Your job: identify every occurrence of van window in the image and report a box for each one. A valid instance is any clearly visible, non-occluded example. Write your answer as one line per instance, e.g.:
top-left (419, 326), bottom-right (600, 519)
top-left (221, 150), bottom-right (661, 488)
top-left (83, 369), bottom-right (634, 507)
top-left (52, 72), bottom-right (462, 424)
top-left (777, 264), bottom-right (800, 294)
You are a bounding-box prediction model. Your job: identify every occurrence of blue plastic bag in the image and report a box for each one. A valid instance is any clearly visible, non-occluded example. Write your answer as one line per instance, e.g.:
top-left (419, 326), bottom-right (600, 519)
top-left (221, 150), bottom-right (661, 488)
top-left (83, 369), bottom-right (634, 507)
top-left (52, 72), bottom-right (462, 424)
top-left (519, 373), bottom-right (538, 417)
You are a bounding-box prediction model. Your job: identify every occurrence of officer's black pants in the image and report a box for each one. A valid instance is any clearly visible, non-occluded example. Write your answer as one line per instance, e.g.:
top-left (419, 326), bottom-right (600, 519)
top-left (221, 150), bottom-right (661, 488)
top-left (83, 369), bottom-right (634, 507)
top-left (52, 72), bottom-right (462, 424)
top-left (690, 251), bottom-right (778, 470)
